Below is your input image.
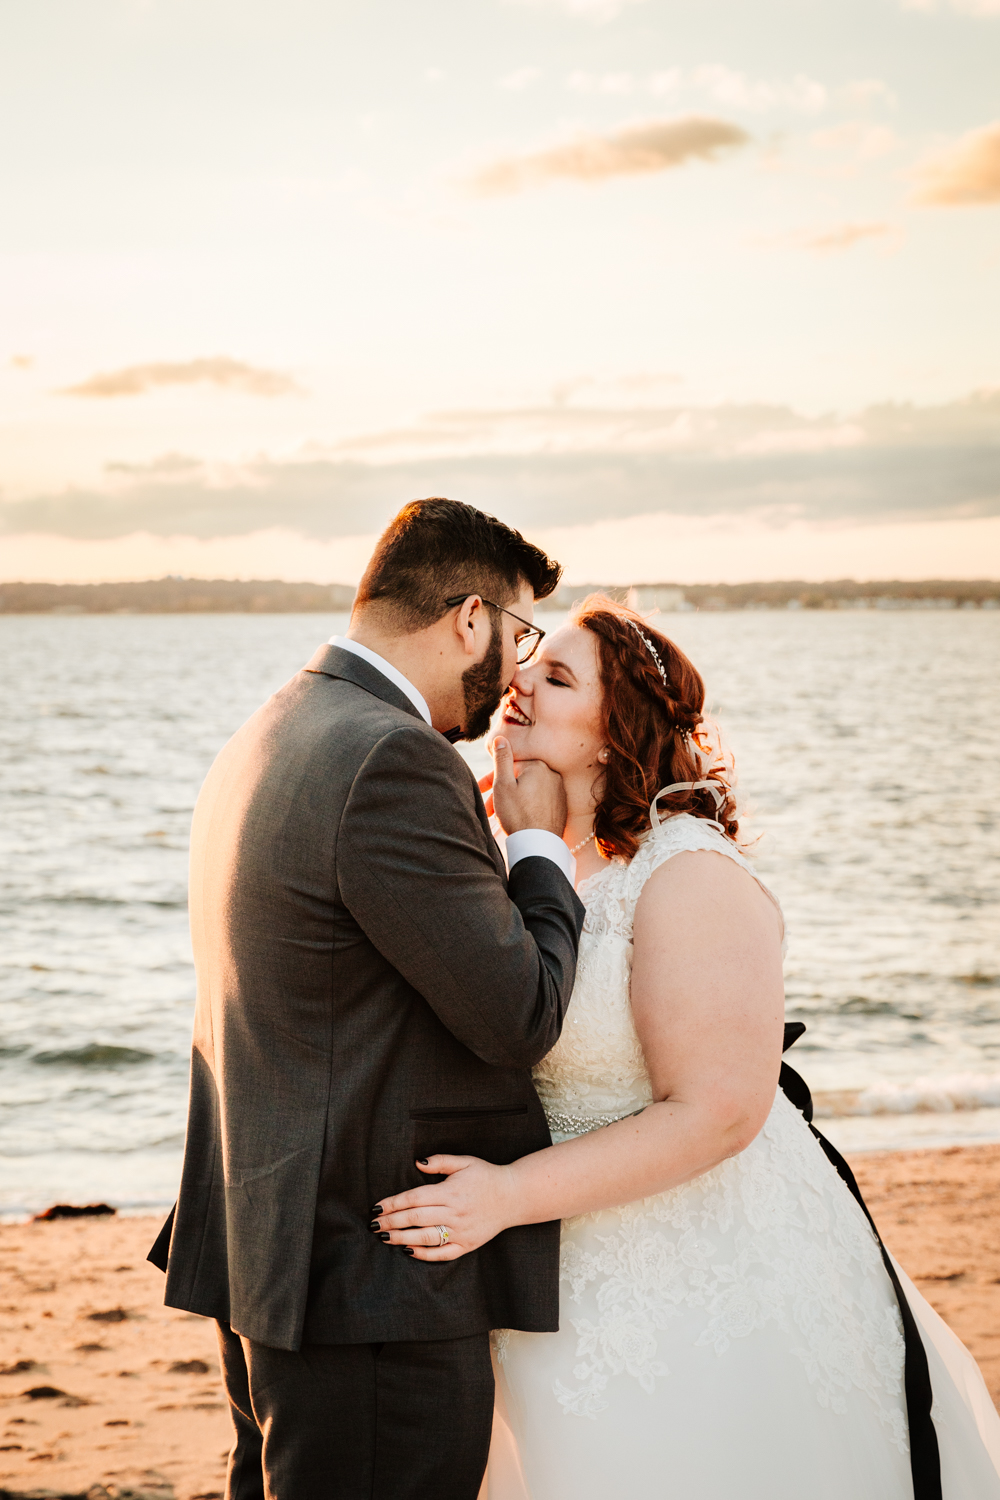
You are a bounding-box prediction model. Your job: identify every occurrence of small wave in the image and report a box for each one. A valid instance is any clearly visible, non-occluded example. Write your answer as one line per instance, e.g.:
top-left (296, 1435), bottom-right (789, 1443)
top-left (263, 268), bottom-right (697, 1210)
top-left (837, 997), bottom-right (899, 1016)
top-left (32, 1043), bottom-right (157, 1067)
top-left (813, 1073), bottom-right (1000, 1118)
top-left (39, 894), bottom-right (187, 908)
top-left (0, 1134), bottom-right (185, 1156)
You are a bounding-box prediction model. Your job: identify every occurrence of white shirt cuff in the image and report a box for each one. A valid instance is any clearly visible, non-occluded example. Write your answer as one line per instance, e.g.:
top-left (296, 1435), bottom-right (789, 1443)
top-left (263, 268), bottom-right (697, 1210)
top-left (504, 829), bottom-right (576, 886)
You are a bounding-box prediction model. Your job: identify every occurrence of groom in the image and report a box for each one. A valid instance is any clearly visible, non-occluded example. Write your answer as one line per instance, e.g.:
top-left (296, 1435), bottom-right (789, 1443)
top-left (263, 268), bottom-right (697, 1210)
top-left (149, 499), bottom-right (586, 1499)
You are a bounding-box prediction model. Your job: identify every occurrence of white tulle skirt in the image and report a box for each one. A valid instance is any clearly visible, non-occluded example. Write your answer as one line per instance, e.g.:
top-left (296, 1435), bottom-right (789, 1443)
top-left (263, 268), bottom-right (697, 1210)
top-left (480, 1092), bottom-right (1000, 1500)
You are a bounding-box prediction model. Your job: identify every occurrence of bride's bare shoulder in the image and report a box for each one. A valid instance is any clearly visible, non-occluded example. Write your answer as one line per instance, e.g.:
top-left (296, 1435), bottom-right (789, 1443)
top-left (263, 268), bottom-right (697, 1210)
top-left (633, 843), bottom-right (783, 944)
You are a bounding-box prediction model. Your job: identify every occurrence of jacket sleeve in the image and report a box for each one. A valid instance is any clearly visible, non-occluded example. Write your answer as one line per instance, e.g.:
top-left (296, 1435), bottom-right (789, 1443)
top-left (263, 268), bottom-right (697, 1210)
top-left (337, 725), bottom-right (585, 1069)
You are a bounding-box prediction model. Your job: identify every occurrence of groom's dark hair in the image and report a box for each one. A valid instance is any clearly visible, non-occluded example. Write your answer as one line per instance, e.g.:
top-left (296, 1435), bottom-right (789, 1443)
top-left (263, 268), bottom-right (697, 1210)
top-left (353, 498), bottom-right (562, 632)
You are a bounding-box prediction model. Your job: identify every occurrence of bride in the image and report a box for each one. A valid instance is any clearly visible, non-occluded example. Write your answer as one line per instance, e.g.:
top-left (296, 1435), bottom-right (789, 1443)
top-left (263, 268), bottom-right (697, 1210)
top-left (371, 595), bottom-right (1000, 1499)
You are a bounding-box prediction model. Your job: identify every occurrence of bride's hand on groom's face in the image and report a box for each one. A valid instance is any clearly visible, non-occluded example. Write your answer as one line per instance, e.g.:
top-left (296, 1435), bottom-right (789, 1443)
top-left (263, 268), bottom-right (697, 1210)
top-left (370, 1156), bottom-right (518, 1261)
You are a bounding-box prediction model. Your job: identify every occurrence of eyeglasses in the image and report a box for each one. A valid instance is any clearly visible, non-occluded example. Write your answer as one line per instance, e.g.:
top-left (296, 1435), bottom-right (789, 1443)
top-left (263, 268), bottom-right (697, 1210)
top-left (444, 595), bottom-right (546, 665)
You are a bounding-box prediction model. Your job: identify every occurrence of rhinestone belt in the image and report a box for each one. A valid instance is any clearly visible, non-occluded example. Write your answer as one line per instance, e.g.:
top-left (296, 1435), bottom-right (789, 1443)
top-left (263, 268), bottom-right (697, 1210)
top-left (545, 1106), bottom-right (647, 1136)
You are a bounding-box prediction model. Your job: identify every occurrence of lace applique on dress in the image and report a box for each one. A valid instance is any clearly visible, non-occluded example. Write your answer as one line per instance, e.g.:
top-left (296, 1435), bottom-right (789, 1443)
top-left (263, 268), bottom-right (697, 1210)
top-left (551, 1094), bottom-right (907, 1448)
top-left (530, 815), bottom-right (907, 1445)
top-left (533, 815), bottom-right (770, 1135)
top-left (491, 1328), bottom-right (511, 1364)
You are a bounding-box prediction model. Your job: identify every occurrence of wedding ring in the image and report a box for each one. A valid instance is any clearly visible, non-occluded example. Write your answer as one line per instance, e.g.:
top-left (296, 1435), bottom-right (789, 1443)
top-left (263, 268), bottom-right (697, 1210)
top-left (435, 1225), bottom-right (450, 1247)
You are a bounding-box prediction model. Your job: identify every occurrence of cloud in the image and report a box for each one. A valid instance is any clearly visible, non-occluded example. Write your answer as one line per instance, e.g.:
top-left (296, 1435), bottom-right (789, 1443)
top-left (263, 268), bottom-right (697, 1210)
top-left (104, 452), bottom-right (203, 476)
top-left (504, 0), bottom-right (650, 19)
top-left (842, 79), bottom-right (897, 108)
top-left (4, 391), bottom-right (998, 541)
top-left (568, 66), bottom-right (828, 113)
top-left (58, 357), bottom-right (302, 399)
top-left (500, 67), bottom-right (543, 90)
top-left (567, 70), bottom-right (635, 94)
top-left (11, 355), bottom-right (33, 369)
top-left (547, 371), bottom-right (682, 405)
top-left (798, 222), bottom-right (893, 251)
top-left (901, 0), bottom-right (1000, 13)
top-left (314, 390), bottom-right (1000, 468)
top-left (811, 122), bottom-right (898, 160)
top-left (917, 121), bottom-right (1000, 204)
top-left (467, 116), bottom-right (750, 195)
top-left (661, 65), bottom-right (826, 114)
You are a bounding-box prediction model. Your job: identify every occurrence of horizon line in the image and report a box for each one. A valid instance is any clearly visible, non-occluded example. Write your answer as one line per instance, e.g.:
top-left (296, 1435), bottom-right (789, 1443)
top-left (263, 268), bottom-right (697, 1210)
top-left (3, 575), bottom-right (1000, 589)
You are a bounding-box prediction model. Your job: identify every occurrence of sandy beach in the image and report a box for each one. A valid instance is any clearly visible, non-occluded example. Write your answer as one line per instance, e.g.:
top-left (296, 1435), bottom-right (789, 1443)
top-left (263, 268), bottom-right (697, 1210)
top-left (0, 1212), bottom-right (228, 1500)
top-left (2, 1142), bottom-right (999, 1499)
top-left (851, 1142), bottom-right (1000, 1409)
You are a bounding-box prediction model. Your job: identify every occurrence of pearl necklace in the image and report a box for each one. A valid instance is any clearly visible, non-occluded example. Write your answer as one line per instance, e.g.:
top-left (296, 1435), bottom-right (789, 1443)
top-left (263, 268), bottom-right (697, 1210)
top-left (568, 830), bottom-right (595, 856)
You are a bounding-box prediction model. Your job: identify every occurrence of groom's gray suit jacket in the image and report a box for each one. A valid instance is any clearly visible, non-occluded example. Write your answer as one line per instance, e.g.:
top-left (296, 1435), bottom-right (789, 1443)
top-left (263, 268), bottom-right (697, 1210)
top-left (151, 644), bottom-right (585, 1352)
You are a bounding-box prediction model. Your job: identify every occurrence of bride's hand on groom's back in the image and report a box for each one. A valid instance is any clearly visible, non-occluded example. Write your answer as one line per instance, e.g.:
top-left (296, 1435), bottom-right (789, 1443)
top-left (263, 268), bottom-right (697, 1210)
top-left (370, 1156), bottom-right (518, 1261)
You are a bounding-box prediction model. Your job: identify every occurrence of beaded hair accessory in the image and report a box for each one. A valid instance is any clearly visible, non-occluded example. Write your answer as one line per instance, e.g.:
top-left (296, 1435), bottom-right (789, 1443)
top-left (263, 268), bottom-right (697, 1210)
top-left (625, 617), bottom-right (691, 741)
top-left (625, 618), bottom-right (669, 689)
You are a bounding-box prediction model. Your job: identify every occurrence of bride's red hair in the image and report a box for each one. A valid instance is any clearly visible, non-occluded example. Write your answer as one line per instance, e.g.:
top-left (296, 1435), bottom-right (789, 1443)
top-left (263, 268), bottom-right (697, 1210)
top-left (572, 594), bottom-right (740, 861)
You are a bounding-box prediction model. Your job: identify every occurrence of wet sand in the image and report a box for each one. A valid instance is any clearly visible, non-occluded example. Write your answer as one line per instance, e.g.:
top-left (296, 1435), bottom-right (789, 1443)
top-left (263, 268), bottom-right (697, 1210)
top-left (2, 1143), bottom-right (999, 1499)
top-left (851, 1142), bottom-right (1000, 1409)
top-left (0, 1212), bottom-right (228, 1500)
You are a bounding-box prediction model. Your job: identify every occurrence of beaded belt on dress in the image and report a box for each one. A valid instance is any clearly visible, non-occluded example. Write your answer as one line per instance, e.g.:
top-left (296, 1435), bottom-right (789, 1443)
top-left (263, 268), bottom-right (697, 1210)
top-left (544, 1105), bottom-right (647, 1136)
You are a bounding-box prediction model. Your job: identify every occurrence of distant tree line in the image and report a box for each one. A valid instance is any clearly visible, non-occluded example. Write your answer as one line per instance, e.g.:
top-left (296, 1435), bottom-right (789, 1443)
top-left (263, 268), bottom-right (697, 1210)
top-left (645, 579), bottom-right (1000, 610)
top-left (0, 578), bottom-right (358, 613)
top-left (0, 576), bottom-right (997, 614)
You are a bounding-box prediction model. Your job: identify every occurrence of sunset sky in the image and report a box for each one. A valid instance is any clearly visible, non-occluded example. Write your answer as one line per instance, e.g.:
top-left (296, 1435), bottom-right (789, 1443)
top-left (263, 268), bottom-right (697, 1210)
top-left (2, 0), bottom-right (999, 585)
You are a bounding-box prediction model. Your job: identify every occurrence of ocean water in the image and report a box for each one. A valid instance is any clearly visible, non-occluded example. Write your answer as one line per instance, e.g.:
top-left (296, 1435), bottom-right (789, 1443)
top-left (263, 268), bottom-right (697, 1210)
top-left (0, 610), bottom-right (998, 1217)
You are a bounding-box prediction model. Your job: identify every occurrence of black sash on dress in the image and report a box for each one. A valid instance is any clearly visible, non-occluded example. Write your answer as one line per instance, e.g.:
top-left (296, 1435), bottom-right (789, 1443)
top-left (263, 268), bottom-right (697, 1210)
top-left (779, 1023), bottom-right (942, 1500)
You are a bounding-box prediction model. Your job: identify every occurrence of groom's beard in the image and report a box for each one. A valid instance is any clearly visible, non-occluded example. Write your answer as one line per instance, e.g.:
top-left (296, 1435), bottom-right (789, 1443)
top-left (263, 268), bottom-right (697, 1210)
top-left (459, 618), bottom-right (506, 741)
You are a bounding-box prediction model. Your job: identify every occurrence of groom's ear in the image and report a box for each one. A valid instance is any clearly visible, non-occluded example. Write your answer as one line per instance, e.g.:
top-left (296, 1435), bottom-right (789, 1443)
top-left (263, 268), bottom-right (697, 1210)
top-left (454, 594), bottom-right (486, 657)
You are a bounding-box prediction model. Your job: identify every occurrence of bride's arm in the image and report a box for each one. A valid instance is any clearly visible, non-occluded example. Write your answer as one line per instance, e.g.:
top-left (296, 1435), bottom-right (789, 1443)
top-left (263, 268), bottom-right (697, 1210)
top-left (372, 849), bottom-right (785, 1260)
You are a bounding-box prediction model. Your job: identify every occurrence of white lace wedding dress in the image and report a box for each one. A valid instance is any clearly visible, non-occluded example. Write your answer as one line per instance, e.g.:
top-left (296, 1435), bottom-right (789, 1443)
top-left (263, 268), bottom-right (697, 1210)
top-left (482, 814), bottom-right (1000, 1499)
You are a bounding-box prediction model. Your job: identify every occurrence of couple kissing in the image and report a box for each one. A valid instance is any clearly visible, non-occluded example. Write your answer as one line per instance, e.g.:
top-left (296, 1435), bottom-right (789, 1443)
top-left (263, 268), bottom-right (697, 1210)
top-left (150, 498), bottom-right (1000, 1500)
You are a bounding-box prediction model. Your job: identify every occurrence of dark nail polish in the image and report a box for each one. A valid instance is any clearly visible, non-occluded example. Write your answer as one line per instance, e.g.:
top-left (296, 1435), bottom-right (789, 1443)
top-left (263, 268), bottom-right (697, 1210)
top-left (372, 1204), bottom-right (384, 1215)
top-left (379, 1231), bottom-right (390, 1242)
top-left (369, 1220), bottom-right (380, 1231)
top-left (417, 1158), bottom-right (428, 1165)
top-left (404, 1247), bottom-right (415, 1256)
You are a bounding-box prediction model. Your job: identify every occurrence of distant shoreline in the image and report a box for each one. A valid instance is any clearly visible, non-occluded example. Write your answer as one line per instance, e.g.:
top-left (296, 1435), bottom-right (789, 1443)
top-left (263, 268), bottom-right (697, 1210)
top-left (1, 577), bottom-right (999, 614)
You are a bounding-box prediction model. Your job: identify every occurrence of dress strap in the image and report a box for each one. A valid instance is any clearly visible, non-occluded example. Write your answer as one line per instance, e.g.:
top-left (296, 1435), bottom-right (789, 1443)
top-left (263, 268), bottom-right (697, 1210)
top-left (649, 780), bottom-right (724, 829)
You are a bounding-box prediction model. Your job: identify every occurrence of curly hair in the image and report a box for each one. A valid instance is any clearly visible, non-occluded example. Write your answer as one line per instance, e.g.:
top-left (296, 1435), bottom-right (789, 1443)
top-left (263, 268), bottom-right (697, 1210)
top-left (571, 594), bottom-right (740, 861)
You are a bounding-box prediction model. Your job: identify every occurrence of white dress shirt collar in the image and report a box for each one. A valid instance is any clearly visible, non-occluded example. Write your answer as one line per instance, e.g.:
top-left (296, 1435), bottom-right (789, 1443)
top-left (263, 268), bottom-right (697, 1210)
top-left (328, 636), bottom-right (432, 727)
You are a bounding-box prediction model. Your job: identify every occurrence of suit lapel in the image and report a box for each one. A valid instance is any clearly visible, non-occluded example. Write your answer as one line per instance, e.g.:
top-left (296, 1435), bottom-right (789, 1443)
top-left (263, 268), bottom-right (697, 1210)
top-left (471, 783), bottom-right (508, 882)
top-left (306, 643), bottom-right (508, 880)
